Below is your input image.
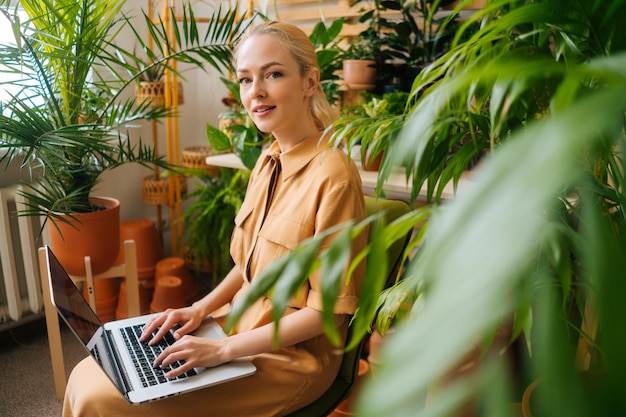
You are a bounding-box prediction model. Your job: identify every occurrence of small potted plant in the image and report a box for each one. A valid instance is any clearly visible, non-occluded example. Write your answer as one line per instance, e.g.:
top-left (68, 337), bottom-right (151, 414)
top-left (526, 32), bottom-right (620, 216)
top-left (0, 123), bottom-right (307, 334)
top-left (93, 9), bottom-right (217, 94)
top-left (350, 0), bottom-right (464, 91)
top-left (341, 29), bottom-right (380, 88)
top-left (333, 90), bottom-right (410, 171)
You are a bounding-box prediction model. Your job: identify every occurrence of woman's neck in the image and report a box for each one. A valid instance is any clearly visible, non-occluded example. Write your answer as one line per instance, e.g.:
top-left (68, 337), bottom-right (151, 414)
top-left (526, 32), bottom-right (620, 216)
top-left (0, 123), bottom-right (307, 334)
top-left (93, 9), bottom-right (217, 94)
top-left (272, 115), bottom-right (320, 153)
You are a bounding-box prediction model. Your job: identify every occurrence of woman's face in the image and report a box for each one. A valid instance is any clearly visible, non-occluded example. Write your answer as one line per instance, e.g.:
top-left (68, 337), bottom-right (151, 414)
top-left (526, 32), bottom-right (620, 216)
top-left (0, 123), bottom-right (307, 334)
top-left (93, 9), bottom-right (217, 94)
top-left (236, 34), bottom-right (317, 140)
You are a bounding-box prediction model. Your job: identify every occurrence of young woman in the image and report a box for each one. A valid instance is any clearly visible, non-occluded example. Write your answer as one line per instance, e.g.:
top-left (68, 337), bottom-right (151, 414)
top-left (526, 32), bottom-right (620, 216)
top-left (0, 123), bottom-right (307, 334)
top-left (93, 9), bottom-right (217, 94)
top-left (62, 20), bottom-right (368, 417)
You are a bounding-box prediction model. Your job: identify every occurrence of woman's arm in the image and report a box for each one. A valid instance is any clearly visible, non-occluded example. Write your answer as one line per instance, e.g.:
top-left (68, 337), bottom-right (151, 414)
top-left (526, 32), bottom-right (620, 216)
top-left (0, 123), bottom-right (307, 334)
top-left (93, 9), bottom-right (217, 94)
top-left (153, 308), bottom-right (348, 379)
top-left (224, 308), bottom-right (348, 359)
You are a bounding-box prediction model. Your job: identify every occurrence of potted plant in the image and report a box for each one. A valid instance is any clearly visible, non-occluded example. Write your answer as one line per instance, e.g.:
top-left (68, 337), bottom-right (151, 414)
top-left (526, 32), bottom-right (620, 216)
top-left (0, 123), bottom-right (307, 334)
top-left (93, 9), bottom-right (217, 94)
top-left (180, 167), bottom-right (249, 289)
top-left (350, 0), bottom-right (466, 92)
top-left (340, 29), bottom-right (380, 88)
top-left (226, 1), bottom-right (626, 416)
top-left (0, 0), bottom-right (253, 274)
top-left (332, 90), bottom-right (410, 171)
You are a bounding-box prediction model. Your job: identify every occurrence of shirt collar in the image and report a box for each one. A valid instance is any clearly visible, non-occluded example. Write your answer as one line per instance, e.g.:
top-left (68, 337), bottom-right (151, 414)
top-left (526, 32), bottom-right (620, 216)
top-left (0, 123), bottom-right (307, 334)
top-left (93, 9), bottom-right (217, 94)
top-left (265, 132), bottom-right (330, 181)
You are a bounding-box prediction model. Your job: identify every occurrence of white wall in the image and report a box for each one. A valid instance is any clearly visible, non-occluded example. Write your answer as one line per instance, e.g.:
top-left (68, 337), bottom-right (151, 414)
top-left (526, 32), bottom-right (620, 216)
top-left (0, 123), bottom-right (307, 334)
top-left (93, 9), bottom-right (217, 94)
top-left (96, 1), bottom-right (231, 255)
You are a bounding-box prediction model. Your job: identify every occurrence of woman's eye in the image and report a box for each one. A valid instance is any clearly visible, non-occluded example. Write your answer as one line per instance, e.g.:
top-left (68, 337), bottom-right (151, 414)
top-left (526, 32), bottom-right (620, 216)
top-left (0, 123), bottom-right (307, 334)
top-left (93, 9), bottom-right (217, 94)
top-left (267, 71), bottom-right (282, 79)
top-left (238, 77), bottom-right (251, 84)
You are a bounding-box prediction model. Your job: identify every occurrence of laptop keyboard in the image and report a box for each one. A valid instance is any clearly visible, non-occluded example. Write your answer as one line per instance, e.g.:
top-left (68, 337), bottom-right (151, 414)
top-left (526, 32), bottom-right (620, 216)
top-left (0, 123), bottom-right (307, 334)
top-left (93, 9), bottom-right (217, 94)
top-left (120, 324), bottom-right (198, 387)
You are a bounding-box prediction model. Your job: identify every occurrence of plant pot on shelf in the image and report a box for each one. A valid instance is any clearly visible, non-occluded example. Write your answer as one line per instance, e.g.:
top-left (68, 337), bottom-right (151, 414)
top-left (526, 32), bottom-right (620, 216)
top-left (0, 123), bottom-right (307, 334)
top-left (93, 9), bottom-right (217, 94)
top-left (182, 146), bottom-right (221, 177)
top-left (362, 150), bottom-right (384, 171)
top-left (81, 277), bottom-right (120, 323)
top-left (135, 81), bottom-right (184, 107)
top-left (141, 175), bottom-right (187, 206)
top-left (343, 60), bottom-right (377, 90)
top-left (48, 196), bottom-right (120, 276)
top-left (115, 218), bottom-right (163, 281)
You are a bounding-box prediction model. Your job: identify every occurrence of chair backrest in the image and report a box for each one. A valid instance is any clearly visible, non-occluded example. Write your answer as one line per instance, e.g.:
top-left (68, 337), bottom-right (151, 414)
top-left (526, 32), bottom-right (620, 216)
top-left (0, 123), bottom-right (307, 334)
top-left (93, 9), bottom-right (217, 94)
top-left (287, 196), bottom-right (412, 417)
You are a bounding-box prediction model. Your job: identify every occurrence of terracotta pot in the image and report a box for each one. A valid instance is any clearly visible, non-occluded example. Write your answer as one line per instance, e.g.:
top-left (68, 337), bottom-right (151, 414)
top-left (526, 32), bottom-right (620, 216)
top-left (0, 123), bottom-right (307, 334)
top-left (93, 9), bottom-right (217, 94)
top-left (343, 59), bottom-right (377, 88)
top-left (362, 150), bottom-right (383, 171)
top-left (49, 197), bottom-right (120, 276)
top-left (115, 218), bottom-right (163, 280)
top-left (82, 278), bottom-right (120, 301)
top-left (150, 275), bottom-right (186, 313)
top-left (116, 280), bottom-right (151, 320)
top-left (82, 279), bottom-right (119, 323)
top-left (155, 257), bottom-right (199, 304)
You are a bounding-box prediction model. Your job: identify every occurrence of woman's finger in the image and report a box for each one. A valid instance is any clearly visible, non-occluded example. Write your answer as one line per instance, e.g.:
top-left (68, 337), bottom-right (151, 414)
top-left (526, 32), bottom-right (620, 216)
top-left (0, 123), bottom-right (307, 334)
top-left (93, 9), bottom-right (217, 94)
top-left (139, 313), bottom-right (166, 342)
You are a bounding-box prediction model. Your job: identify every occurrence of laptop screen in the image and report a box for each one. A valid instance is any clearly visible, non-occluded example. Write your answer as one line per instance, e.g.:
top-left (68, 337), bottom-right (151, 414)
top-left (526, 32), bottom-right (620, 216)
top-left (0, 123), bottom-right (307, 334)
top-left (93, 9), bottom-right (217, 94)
top-left (46, 246), bottom-right (102, 345)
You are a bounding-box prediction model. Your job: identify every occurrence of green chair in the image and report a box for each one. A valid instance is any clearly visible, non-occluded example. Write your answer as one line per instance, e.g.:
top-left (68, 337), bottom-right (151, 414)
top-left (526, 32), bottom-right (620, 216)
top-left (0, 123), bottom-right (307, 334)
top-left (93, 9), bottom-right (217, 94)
top-left (287, 196), bottom-right (413, 417)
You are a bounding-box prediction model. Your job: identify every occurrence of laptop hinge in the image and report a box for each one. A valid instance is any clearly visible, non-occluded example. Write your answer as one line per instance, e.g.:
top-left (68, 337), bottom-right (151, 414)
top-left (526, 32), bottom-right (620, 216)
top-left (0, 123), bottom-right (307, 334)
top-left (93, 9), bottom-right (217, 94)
top-left (104, 329), bottom-right (134, 394)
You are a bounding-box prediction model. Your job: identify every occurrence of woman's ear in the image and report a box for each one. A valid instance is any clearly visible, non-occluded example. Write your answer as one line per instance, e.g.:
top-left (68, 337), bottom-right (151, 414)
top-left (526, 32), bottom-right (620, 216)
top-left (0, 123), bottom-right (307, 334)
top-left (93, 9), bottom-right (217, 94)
top-left (303, 68), bottom-right (320, 97)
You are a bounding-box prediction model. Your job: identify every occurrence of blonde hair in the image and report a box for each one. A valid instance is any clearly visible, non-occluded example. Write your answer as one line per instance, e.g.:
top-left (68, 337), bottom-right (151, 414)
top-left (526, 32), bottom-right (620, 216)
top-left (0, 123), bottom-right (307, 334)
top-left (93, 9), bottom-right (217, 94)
top-left (233, 21), bottom-right (336, 131)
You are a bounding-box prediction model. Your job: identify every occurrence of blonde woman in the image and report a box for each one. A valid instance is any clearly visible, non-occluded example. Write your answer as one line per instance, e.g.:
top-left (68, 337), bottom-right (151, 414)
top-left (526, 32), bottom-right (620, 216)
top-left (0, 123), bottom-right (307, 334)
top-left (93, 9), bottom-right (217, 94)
top-left (63, 21), bottom-right (367, 417)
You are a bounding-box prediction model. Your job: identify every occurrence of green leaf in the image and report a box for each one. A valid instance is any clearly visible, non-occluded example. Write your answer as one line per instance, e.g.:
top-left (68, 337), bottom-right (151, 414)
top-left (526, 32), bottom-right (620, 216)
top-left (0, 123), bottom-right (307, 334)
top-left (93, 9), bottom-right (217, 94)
top-left (206, 123), bottom-right (232, 151)
top-left (320, 224), bottom-right (354, 346)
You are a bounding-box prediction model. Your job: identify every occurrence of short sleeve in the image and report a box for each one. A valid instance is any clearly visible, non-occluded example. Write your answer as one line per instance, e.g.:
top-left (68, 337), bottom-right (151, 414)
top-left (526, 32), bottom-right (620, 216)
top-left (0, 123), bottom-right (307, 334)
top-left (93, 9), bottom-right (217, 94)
top-left (305, 180), bottom-right (368, 315)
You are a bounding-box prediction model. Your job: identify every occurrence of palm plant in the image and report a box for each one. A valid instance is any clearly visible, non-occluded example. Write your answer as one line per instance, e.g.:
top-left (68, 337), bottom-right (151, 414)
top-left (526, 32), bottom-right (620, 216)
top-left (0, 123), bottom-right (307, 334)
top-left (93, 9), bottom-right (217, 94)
top-left (225, 0), bottom-right (626, 416)
top-left (0, 0), bottom-right (253, 228)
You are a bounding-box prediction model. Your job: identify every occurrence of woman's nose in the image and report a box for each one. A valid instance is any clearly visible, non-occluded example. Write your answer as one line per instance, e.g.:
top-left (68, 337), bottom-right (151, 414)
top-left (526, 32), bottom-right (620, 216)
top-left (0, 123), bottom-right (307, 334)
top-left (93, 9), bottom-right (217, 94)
top-left (250, 79), bottom-right (266, 98)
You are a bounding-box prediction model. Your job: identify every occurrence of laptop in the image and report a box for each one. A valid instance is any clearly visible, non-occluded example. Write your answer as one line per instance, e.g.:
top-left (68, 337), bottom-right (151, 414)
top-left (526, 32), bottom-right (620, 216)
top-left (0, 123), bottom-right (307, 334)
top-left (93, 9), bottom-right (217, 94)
top-left (42, 245), bottom-right (256, 405)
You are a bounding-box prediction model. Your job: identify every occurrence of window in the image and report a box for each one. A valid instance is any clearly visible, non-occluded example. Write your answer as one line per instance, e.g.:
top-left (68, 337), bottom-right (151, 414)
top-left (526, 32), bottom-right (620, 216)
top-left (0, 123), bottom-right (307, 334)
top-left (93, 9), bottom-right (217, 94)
top-left (0, 8), bottom-right (29, 106)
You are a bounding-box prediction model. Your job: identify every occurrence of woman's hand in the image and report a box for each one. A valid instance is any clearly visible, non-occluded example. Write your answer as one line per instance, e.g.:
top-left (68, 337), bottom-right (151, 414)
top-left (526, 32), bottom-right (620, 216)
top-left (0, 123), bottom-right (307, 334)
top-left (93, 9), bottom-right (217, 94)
top-left (139, 305), bottom-right (204, 345)
top-left (153, 335), bottom-right (229, 379)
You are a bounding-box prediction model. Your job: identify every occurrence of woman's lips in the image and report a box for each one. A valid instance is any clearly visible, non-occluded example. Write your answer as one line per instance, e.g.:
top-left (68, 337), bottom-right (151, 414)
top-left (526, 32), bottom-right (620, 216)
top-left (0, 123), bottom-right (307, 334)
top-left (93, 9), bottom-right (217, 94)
top-left (253, 105), bottom-right (276, 115)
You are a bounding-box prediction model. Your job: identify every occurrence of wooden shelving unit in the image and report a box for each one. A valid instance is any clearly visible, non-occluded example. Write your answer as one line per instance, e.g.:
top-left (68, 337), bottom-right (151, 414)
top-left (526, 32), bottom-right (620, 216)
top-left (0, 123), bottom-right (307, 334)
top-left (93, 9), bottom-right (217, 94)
top-left (143, 0), bottom-right (190, 257)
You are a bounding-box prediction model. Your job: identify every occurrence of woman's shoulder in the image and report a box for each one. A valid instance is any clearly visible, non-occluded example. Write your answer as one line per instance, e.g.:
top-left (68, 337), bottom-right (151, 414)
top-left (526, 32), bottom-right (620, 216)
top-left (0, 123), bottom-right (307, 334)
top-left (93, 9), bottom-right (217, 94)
top-left (313, 146), bottom-right (361, 183)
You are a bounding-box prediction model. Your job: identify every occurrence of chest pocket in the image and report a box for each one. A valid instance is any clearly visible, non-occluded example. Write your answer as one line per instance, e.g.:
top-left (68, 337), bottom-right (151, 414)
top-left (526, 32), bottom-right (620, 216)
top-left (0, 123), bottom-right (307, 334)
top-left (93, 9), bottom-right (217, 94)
top-left (257, 214), bottom-right (313, 309)
top-left (259, 214), bottom-right (312, 249)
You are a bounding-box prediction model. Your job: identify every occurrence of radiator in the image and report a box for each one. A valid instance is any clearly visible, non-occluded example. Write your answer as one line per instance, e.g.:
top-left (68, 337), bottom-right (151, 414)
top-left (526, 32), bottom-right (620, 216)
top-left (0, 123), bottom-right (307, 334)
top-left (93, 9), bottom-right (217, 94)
top-left (0, 184), bottom-right (44, 329)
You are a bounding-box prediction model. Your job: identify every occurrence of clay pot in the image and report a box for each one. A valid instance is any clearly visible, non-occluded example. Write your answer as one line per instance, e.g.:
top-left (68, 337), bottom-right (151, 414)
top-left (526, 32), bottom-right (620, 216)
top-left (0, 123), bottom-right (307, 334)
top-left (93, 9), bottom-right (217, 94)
top-left (155, 257), bottom-right (199, 304)
top-left (343, 59), bottom-right (377, 88)
top-left (116, 280), bottom-right (152, 320)
top-left (82, 279), bottom-right (119, 323)
top-left (362, 150), bottom-right (384, 171)
top-left (150, 276), bottom-right (186, 313)
top-left (115, 218), bottom-right (163, 280)
top-left (48, 197), bottom-right (120, 276)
